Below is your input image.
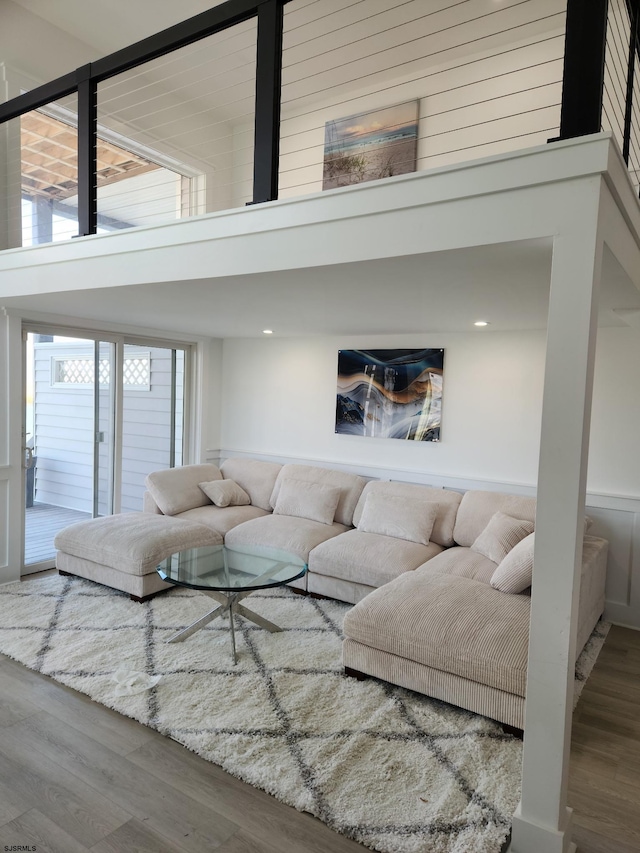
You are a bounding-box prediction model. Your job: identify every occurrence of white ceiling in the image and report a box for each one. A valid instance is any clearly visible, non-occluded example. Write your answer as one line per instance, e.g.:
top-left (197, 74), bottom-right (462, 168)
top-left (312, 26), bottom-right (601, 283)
top-left (3, 240), bottom-right (639, 338)
top-left (10, 0), bottom-right (565, 61)
top-left (10, 0), bottom-right (227, 56)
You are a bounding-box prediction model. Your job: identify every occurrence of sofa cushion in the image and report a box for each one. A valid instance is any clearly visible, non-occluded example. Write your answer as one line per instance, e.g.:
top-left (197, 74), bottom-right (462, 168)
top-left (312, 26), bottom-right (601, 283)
top-left (54, 512), bottom-right (222, 576)
top-left (220, 458), bottom-right (282, 511)
top-left (309, 529), bottom-right (442, 588)
top-left (270, 464), bottom-right (366, 527)
top-left (273, 478), bottom-right (341, 525)
top-left (357, 492), bottom-right (439, 546)
top-left (145, 464), bottom-right (222, 516)
top-left (453, 490), bottom-right (536, 547)
top-left (490, 533), bottom-right (535, 593)
top-left (199, 479), bottom-right (250, 508)
top-left (352, 481), bottom-right (462, 548)
top-left (471, 511), bottom-right (534, 564)
top-left (225, 514), bottom-right (348, 563)
top-left (342, 571), bottom-right (531, 697)
top-left (176, 505), bottom-right (269, 537)
top-left (416, 546), bottom-right (499, 585)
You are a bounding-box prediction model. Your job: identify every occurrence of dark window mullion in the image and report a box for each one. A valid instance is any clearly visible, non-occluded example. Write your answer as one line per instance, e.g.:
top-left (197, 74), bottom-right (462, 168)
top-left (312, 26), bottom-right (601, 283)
top-left (77, 66), bottom-right (97, 237)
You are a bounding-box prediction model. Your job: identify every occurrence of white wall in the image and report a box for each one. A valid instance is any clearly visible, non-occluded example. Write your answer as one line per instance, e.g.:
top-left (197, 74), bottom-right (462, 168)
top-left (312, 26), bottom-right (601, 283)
top-left (96, 169), bottom-right (181, 229)
top-left (220, 327), bottom-right (640, 495)
top-left (221, 331), bottom-right (547, 485)
top-left (197, 337), bottom-right (223, 463)
top-left (278, 12), bottom-right (565, 198)
top-left (587, 326), bottom-right (640, 497)
top-left (0, 2), bottom-right (95, 83)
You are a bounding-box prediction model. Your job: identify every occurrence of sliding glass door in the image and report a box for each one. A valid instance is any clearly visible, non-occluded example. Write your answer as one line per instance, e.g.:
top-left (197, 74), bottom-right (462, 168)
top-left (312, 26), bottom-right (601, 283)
top-left (120, 343), bottom-right (185, 512)
top-left (23, 331), bottom-right (96, 570)
top-left (23, 327), bottom-right (188, 574)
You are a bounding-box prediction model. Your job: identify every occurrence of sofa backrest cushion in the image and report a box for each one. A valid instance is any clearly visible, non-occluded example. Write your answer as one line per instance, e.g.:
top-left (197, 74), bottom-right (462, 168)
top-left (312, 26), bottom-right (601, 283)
top-left (273, 478), bottom-right (341, 525)
top-left (270, 464), bottom-right (366, 527)
top-left (352, 481), bottom-right (462, 548)
top-left (220, 458), bottom-right (282, 511)
top-left (358, 492), bottom-right (439, 546)
top-left (145, 464), bottom-right (222, 516)
top-left (454, 490), bottom-right (536, 547)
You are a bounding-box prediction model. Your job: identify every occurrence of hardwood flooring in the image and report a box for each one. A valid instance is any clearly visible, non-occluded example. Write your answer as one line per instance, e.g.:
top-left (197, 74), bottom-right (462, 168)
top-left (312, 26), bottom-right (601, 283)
top-left (0, 624), bottom-right (638, 852)
top-left (0, 653), bottom-right (364, 853)
top-left (570, 624), bottom-right (640, 853)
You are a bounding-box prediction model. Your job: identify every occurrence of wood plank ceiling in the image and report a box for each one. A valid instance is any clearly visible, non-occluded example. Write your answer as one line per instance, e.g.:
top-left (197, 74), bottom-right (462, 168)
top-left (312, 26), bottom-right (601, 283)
top-left (20, 110), bottom-right (159, 200)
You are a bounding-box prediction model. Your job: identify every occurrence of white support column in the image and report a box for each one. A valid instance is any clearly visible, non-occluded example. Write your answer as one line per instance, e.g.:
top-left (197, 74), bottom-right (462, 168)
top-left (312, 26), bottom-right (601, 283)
top-left (510, 195), bottom-right (604, 852)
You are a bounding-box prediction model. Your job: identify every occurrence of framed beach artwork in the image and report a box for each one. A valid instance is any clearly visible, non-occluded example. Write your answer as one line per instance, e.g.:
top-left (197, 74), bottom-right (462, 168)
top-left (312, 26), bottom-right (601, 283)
top-left (322, 101), bottom-right (419, 190)
top-left (336, 349), bottom-right (444, 442)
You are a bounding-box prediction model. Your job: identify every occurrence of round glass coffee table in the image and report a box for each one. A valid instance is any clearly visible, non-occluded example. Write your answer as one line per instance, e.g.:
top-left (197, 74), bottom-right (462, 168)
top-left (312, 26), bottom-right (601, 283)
top-left (157, 543), bottom-right (307, 664)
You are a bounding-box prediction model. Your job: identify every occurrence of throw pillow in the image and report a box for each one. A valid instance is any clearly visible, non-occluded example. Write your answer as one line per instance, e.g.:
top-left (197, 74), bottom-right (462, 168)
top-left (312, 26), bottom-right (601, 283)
top-left (358, 492), bottom-right (439, 546)
top-left (199, 479), bottom-right (251, 508)
top-left (471, 511), bottom-right (534, 564)
top-left (490, 532), bottom-right (535, 593)
top-left (273, 478), bottom-right (341, 525)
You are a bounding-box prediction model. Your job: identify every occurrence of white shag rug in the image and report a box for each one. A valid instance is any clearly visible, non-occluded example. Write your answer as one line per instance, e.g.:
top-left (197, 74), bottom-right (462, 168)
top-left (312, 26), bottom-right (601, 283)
top-left (0, 575), bottom-right (609, 853)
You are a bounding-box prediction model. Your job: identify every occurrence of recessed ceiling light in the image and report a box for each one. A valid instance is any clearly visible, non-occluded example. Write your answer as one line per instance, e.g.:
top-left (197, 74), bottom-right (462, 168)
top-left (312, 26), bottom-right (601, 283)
top-left (474, 321), bottom-right (490, 327)
top-left (262, 329), bottom-right (273, 335)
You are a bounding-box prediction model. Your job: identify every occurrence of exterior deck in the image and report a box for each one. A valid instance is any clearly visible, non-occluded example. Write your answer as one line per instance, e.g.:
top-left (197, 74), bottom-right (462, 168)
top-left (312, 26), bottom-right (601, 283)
top-left (24, 502), bottom-right (90, 565)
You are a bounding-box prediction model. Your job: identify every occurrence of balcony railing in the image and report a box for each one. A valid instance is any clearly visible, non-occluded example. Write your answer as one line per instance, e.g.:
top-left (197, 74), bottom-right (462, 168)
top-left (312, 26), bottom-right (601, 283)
top-left (0, 0), bottom-right (637, 251)
top-left (602, 0), bottom-right (640, 192)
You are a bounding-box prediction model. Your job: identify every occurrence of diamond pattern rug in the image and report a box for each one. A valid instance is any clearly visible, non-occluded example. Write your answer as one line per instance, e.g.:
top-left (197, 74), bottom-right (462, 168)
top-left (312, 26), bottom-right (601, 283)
top-left (0, 575), bottom-right (609, 853)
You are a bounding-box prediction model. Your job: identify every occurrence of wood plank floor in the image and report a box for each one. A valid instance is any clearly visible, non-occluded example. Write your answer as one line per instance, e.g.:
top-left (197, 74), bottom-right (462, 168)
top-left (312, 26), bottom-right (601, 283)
top-left (0, 623), bottom-right (638, 852)
top-left (569, 624), bottom-right (640, 853)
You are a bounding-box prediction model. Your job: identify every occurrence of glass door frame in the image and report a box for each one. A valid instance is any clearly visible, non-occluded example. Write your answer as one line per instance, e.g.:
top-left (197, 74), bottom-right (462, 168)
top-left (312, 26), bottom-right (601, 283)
top-left (95, 339), bottom-right (117, 518)
top-left (21, 321), bottom-right (192, 574)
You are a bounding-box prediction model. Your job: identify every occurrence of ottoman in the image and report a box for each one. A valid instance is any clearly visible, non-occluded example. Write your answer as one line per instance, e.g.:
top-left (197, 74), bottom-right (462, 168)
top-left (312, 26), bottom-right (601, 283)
top-left (54, 512), bottom-right (223, 601)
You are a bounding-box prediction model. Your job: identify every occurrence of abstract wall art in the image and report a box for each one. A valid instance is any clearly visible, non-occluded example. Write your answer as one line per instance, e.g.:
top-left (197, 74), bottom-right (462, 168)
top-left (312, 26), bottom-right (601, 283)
top-left (322, 101), bottom-right (419, 190)
top-left (336, 349), bottom-right (444, 441)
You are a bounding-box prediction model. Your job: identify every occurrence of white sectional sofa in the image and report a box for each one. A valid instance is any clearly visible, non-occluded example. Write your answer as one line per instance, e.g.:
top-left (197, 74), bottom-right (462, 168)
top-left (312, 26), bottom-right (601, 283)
top-left (59, 457), bottom-right (607, 730)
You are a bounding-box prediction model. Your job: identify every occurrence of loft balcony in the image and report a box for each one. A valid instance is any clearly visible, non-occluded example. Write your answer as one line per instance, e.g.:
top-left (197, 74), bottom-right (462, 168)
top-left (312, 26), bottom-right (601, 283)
top-left (0, 0), bottom-right (639, 254)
